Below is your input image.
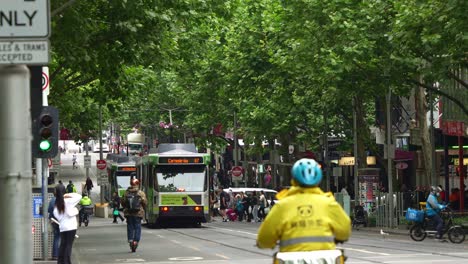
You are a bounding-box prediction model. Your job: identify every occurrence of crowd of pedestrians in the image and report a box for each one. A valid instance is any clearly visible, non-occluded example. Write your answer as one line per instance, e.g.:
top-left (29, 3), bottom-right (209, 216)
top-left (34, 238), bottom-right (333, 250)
top-left (210, 187), bottom-right (272, 223)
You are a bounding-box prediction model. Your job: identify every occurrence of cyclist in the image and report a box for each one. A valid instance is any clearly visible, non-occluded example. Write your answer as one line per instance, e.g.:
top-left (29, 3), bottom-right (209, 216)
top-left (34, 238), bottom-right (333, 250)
top-left (122, 178), bottom-right (147, 252)
top-left (257, 158), bottom-right (351, 253)
top-left (79, 192), bottom-right (93, 226)
top-left (426, 186), bottom-right (446, 241)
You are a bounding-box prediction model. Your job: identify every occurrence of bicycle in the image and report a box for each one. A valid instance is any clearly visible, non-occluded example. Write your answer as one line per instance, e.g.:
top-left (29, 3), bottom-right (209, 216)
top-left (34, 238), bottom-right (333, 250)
top-left (409, 206), bottom-right (465, 244)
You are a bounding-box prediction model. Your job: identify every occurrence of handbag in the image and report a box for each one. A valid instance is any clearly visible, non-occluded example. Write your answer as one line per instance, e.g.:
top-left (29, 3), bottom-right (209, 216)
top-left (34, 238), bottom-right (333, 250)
top-left (113, 209), bottom-right (119, 216)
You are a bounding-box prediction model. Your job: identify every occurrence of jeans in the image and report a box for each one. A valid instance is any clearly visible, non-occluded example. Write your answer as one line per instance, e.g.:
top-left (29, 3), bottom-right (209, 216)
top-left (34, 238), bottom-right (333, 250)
top-left (429, 214), bottom-right (444, 239)
top-left (58, 230), bottom-right (76, 264)
top-left (252, 205), bottom-right (259, 222)
top-left (52, 224), bottom-right (60, 258)
top-left (126, 216), bottom-right (142, 242)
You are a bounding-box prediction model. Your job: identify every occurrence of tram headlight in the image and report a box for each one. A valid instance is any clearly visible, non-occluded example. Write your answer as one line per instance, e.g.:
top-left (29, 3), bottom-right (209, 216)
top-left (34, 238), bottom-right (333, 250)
top-left (194, 206), bottom-right (201, 212)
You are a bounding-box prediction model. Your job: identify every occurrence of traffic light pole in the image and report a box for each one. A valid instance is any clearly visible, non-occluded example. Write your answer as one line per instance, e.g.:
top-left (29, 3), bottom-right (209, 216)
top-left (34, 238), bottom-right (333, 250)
top-left (0, 65), bottom-right (33, 264)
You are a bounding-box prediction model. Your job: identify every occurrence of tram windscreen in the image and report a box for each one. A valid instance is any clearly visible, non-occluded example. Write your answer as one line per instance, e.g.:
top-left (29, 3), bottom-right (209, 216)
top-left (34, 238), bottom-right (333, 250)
top-left (156, 165), bottom-right (205, 192)
top-left (115, 171), bottom-right (136, 189)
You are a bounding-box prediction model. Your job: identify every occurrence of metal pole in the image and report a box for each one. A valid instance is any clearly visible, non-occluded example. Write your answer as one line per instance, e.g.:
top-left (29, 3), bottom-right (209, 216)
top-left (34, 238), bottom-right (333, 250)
top-left (99, 105), bottom-right (104, 204)
top-left (0, 65), bottom-right (33, 264)
top-left (324, 118), bottom-right (330, 192)
top-left (459, 136), bottom-right (465, 211)
top-left (386, 89), bottom-right (394, 228)
top-left (233, 111), bottom-right (238, 167)
top-left (443, 135), bottom-right (449, 203)
top-left (430, 89), bottom-right (436, 186)
top-left (85, 142), bottom-right (89, 180)
top-left (41, 70), bottom-right (49, 260)
top-left (353, 98), bottom-right (359, 203)
top-left (41, 159), bottom-right (49, 260)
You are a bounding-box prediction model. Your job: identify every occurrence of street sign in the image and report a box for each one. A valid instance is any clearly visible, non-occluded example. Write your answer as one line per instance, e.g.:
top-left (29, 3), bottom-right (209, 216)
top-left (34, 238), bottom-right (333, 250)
top-left (232, 166), bottom-right (243, 177)
top-left (395, 162), bottom-right (408, 170)
top-left (42, 66), bottom-right (49, 94)
top-left (441, 120), bottom-right (465, 136)
top-left (96, 159), bottom-right (106, 170)
top-left (0, 0), bottom-right (50, 38)
top-left (84, 155), bottom-right (91, 168)
top-left (97, 171), bottom-right (108, 186)
top-left (0, 40), bottom-right (49, 65)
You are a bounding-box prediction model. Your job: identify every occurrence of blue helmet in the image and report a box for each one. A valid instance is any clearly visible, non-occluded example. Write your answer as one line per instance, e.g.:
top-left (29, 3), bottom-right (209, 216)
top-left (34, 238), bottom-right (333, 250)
top-left (291, 158), bottom-right (323, 187)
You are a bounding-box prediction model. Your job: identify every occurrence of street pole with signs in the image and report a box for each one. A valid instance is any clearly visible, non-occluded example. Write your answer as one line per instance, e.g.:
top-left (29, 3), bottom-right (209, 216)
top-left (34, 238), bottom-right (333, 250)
top-left (0, 1), bottom-right (51, 263)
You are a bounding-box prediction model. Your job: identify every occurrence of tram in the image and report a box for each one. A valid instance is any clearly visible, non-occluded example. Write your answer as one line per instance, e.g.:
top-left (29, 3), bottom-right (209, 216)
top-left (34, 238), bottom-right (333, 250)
top-left (106, 154), bottom-right (138, 198)
top-left (136, 143), bottom-right (211, 227)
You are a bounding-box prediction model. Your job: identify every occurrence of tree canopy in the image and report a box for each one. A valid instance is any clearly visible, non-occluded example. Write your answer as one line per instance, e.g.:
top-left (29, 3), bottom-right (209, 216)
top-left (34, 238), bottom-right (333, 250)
top-left (49, 0), bottom-right (467, 155)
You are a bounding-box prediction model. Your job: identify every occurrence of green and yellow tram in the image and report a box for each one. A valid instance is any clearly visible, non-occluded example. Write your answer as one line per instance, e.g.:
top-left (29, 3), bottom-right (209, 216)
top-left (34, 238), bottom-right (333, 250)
top-left (136, 144), bottom-right (211, 227)
top-left (106, 154), bottom-right (137, 198)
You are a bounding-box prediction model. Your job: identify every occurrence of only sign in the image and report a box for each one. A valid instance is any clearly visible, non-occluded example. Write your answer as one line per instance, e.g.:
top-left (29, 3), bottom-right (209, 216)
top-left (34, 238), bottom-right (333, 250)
top-left (96, 159), bottom-right (107, 170)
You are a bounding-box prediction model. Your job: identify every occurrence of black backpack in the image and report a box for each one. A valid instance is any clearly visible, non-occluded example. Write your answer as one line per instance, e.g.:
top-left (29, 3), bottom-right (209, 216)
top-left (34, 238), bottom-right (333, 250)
top-left (125, 191), bottom-right (141, 212)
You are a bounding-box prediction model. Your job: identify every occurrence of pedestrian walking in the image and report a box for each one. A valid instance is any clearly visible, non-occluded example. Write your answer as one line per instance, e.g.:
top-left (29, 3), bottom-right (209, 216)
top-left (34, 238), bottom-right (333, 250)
top-left (53, 186), bottom-right (82, 264)
top-left (66, 180), bottom-right (77, 193)
top-left (217, 186), bottom-right (229, 222)
top-left (122, 178), bottom-right (147, 252)
top-left (111, 191), bottom-right (125, 223)
top-left (258, 190), bottom-right (267, 220)
top-left (85, 176), bottom-right (94, 194)
top-left (235, 192), bottom-right (245, 221)
top-left (48, 184), bottom-right (66, 260)
top-left (72, 154), bottom-right (77, 169)
top-left (251, 191), bottom-right (260, 222)
top-left (242, 192), bottom-right (252, 222)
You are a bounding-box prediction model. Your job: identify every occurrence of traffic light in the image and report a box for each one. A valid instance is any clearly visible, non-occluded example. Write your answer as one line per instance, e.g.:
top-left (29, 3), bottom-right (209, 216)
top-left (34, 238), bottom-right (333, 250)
top-left (32, 106), bottom-right (59, 158)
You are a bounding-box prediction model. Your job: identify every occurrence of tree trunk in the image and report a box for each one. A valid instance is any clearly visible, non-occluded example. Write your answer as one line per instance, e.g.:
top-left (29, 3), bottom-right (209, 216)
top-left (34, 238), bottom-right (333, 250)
top-left (355, 97), bottom-right (370, 169)
top-left (415, 86), bottom-right (433, 187)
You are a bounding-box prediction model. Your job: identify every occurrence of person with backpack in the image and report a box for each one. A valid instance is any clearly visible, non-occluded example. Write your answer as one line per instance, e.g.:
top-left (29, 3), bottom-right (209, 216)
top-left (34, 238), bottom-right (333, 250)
top-left (66, 180), bottom-right (77, 193)
top-left (121, 178), bottom-right (147, 252)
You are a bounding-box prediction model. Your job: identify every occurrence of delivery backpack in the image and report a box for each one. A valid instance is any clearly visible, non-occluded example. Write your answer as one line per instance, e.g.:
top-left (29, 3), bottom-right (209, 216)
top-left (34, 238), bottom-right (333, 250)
top-left (125, 191), bottom-right (141, 212)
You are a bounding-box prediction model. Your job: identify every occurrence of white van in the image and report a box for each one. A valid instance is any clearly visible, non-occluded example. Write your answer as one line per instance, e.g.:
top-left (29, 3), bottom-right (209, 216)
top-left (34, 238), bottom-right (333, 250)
top-left (223, 187), bottom-right (277, 213)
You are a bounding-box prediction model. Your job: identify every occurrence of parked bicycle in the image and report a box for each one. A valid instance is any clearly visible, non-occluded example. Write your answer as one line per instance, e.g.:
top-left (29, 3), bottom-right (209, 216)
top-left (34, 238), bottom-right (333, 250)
top-left (409, 206), bottom-right (465, 243)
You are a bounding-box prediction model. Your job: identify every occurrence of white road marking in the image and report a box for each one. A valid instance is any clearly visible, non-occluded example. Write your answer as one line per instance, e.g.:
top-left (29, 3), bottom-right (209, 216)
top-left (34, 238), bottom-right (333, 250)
top-left (170, 239), bottom-right (182, 245)
top-left (210, 226), bottom-right (257, 236)
top-left (215, 253), bottom-right (230, 259)
top-left (167, 257), bottom-right (203, 261)
top-left (114, 258), bottom-right (145, 262)
top-left (341, 247), bottom-right (390, 256)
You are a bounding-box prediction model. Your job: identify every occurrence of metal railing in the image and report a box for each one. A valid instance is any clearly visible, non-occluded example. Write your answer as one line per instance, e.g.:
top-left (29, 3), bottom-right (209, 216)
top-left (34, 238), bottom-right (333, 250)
top-left (373, 191), bottom-right (428, 228)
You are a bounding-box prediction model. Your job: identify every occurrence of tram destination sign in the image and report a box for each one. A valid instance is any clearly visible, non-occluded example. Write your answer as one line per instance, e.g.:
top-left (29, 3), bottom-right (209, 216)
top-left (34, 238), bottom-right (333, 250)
top-left (0, 0), bottom-right (50, 38)
top-left (159, 157), bottom-right (204, 164)
top-left (0, 39), bottom-right (49, 65)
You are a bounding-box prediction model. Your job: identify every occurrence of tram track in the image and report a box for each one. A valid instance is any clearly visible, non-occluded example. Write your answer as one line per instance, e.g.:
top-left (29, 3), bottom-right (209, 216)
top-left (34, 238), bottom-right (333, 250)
top-left (154, 224), bottom-right (468, 263)
top-left (162, 226), bottom-right (273, 258)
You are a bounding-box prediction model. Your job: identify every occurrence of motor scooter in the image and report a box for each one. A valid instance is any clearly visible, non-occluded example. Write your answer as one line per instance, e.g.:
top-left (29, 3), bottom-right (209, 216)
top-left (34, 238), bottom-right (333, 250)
top-left (79, 206), bottom-right (94, 227)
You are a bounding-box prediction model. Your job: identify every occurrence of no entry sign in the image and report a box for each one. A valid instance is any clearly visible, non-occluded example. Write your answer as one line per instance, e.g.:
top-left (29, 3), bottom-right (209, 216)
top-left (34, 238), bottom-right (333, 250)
top-left (96, 159), bottom-right (106, 170)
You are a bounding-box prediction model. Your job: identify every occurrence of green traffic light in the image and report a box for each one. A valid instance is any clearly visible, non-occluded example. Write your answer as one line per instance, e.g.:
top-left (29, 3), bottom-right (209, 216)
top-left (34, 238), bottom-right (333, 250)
top-left (39, 140), bottom-right (52, 151)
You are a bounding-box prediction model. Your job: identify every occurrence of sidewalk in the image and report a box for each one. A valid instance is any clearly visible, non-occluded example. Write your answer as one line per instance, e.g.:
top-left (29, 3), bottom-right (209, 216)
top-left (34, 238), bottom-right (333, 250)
top-left (54, 152), bottom-right (102, 204)
top-left (33, 153), bottom-right (106, 264)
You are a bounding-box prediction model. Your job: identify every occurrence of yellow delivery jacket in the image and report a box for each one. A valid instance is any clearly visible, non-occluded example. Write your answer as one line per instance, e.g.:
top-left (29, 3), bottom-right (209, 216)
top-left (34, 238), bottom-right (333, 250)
top-left (257, 186), bottom-right (351, 252)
